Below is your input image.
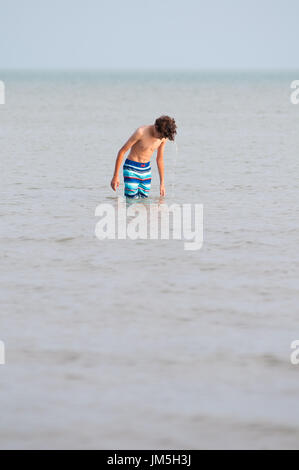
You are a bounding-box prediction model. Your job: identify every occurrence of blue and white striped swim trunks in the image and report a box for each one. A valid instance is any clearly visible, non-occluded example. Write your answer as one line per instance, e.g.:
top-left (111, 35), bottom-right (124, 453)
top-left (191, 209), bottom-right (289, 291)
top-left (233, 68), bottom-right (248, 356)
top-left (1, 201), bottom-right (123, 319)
top-left (123, 159), bottom-right (152, 198)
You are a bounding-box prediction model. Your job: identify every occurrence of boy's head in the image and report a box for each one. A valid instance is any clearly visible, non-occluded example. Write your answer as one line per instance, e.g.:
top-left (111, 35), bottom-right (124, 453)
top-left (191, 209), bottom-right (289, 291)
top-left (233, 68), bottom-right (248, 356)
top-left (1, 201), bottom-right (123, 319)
top-left (155, 115), bottom-right (177, 141)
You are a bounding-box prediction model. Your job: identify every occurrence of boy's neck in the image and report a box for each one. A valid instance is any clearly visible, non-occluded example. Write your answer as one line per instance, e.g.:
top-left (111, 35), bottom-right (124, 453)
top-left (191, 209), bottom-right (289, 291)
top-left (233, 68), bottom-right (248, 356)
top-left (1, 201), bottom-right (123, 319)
top-left (151, 125), bottom-right (162, 139)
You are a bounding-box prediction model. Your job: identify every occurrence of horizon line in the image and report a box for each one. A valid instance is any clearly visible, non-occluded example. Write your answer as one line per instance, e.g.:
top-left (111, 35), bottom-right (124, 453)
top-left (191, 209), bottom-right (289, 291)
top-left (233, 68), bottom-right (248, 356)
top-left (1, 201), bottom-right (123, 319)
top-left (1, 66), bottom-right (299, 73)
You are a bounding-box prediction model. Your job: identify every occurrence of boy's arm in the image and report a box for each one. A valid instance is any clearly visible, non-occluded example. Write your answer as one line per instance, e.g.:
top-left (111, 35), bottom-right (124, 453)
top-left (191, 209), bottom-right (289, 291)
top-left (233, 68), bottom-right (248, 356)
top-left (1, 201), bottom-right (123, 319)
top-left (111, 128), bottom-right (142, 191)
top-left (156, 139), bottom-right (166, 196)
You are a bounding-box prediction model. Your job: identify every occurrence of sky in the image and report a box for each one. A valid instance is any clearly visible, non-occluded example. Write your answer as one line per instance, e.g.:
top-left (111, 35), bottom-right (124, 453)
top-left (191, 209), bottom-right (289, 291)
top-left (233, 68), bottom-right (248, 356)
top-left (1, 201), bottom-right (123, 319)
top-left (0, 0), bottom-right (298, 69)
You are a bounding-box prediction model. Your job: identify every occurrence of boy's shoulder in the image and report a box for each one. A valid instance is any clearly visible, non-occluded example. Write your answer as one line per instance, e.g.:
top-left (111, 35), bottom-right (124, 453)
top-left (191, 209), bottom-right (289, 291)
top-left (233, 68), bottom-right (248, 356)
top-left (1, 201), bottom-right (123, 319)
top-left (137, 125), bottom-right (147, 131)
top-left (133, 125), bottom-right (146, 138)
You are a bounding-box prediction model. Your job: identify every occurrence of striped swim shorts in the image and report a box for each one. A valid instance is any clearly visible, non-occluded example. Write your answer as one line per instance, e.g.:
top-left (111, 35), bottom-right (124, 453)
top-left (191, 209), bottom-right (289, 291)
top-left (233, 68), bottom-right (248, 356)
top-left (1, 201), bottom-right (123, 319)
top-left (123, 159), bottom-right (152, 198)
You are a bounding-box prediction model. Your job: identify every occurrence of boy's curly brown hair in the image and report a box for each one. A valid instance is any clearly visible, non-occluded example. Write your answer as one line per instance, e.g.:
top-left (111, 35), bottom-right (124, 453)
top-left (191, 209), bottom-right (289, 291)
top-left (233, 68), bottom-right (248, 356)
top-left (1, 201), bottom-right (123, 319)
top-left (155, 115), bottom-right (177, 141)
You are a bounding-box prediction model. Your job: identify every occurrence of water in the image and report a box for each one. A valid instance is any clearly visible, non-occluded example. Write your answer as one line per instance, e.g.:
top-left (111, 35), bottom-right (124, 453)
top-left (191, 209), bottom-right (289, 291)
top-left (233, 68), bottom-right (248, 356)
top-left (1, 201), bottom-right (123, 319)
top-left (1, 69), bottom-right (299, 449)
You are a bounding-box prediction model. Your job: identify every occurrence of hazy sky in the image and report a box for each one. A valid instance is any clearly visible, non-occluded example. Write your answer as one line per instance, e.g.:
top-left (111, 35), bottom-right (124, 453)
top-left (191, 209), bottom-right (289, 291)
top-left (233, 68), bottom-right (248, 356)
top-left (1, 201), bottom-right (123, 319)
top-left (0, 0), bottom-right (298, 69)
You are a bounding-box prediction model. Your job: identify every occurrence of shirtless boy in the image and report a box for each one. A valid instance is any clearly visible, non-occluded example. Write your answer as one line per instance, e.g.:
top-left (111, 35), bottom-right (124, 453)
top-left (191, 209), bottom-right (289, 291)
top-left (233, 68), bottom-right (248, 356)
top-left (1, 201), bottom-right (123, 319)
top-left (111, 115), bottom-right (177, 198)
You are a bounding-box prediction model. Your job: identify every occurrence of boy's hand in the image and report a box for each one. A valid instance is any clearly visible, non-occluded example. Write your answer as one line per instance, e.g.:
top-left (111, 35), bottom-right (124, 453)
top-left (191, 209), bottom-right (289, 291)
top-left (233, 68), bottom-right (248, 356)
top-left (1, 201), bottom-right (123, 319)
top-left (160, 184), bottom-right (166, 197)
top-left (111, 176), bottom-right (120, 191)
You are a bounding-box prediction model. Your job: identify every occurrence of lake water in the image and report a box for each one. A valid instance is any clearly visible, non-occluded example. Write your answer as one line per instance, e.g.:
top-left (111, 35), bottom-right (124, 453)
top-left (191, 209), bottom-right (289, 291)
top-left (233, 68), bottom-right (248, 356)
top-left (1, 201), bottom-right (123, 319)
top-left (1, 69), bottom-right (299, 449)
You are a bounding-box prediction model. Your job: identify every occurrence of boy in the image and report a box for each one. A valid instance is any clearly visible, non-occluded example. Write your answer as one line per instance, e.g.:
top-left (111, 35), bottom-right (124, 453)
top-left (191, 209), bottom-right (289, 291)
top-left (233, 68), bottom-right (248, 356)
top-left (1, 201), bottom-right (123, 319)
top-left (111, 115), bottom-right (177, 198)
